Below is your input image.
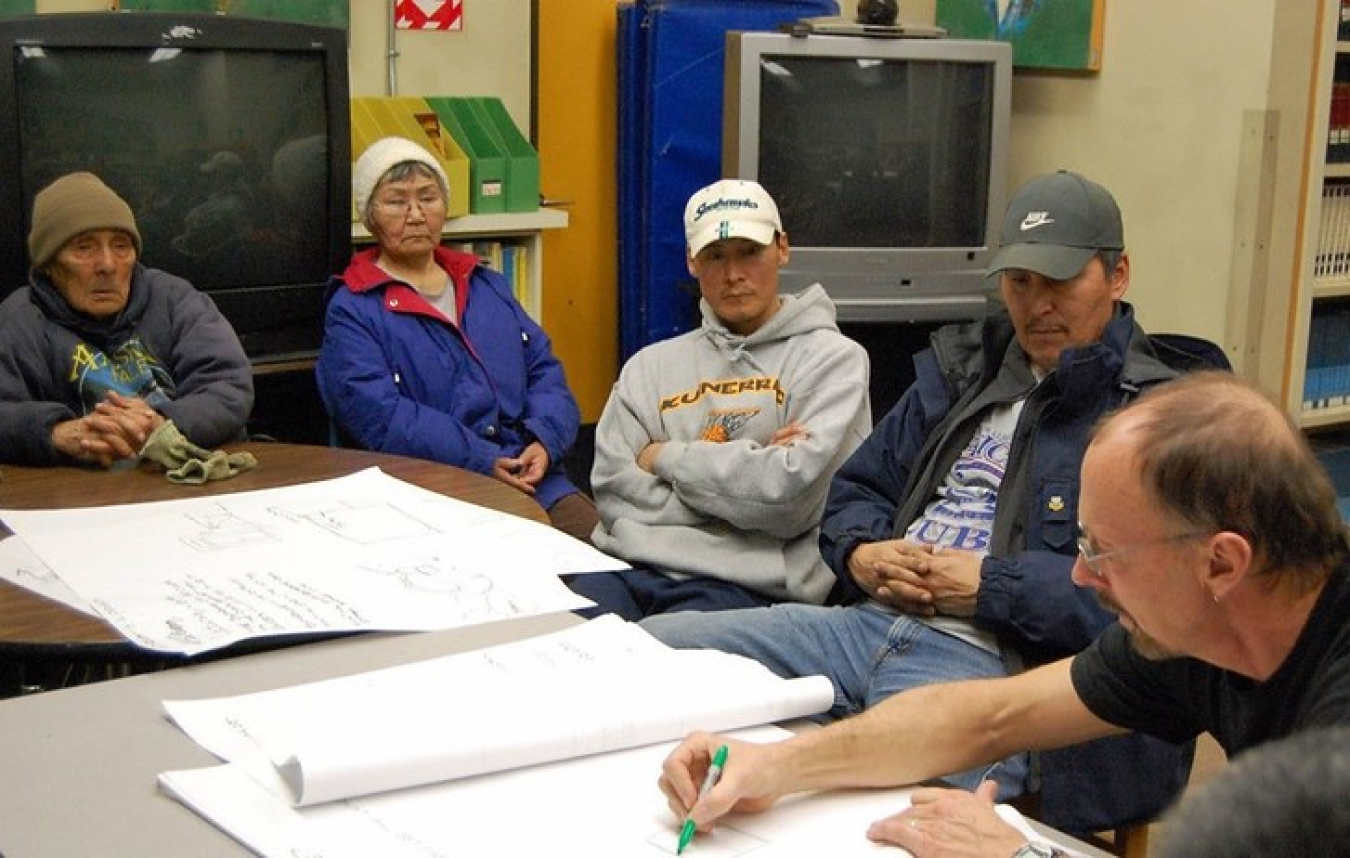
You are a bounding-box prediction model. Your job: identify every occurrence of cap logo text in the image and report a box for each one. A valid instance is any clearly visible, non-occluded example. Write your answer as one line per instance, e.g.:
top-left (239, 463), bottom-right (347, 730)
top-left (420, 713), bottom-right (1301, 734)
top-left (1020, 212), bottom-right (1055, 231)
top-left (695, 197), bottom-right (759, 223)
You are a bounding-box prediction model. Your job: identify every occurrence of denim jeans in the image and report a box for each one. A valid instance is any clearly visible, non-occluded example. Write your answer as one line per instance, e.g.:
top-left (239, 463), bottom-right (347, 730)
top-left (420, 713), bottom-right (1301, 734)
top-left (640, 600), bottom-right (1029, 797)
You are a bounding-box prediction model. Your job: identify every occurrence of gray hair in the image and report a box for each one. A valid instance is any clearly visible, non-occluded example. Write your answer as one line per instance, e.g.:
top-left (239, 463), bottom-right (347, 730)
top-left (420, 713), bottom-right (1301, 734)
top-left (1155, 726), bottom-right (1350, 858)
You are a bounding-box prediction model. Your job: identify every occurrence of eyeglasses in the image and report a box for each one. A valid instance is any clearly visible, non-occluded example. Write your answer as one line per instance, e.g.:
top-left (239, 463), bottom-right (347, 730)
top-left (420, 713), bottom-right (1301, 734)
top-left (372, 194), bottom-right (445, 218)
top-left (1075, 528), bottom-right (1209, 578)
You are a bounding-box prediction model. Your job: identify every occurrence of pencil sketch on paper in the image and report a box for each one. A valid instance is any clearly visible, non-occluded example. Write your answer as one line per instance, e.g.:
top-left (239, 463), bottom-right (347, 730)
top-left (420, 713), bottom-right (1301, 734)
top-left (178, 498), bottom-right (443, 552)
top-left (356, 554), bottom-right (540, 618)
top-left (180, 506), bottom-right (275, 552)
top-left (268, 499), bottom-right (441, 544)
top-left (643, 822), bottom-right (766, 855)
top-left (0, 532), bottom-right (95, 615)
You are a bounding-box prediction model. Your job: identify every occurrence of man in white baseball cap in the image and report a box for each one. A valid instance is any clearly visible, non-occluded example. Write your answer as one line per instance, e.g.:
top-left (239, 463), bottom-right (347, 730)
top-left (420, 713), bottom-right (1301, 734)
top-left (569, 178), bottom-right (872, 620)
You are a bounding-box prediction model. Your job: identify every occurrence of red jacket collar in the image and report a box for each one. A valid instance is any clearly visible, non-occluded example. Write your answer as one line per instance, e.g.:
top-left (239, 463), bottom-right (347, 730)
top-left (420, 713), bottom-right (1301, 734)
top-left (341, 245), bottom-right (478, 320)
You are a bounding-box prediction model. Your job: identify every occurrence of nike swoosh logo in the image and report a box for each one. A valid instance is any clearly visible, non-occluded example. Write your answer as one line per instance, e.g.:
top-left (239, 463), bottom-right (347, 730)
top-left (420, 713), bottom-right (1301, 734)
top-left (1021, 212), bottom-right (1055, 231)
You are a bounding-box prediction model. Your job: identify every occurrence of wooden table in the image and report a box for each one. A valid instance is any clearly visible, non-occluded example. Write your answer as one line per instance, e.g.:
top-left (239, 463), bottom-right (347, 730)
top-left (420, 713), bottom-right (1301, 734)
top-left (0, 442), bottom-right (547, 689)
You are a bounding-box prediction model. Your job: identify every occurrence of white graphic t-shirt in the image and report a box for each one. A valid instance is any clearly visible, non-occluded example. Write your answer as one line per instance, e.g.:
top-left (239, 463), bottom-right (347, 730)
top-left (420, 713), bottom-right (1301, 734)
top-left (902, 399), bottom-right (1024, 654)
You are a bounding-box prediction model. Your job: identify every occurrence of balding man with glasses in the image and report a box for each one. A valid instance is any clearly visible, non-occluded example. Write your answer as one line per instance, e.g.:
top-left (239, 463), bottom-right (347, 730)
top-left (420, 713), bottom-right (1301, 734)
top-left (659, 371), bottom-right (1350, 858)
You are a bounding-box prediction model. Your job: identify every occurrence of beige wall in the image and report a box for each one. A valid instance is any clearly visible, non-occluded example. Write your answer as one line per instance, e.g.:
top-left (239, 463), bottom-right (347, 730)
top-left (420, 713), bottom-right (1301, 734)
top-left (346, 1), bottom-right (533, 136)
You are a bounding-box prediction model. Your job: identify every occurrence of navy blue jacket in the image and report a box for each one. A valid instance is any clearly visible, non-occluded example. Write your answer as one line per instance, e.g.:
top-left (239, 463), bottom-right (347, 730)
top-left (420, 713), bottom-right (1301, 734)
top-left (820, 301), bottom-right (1197, 833)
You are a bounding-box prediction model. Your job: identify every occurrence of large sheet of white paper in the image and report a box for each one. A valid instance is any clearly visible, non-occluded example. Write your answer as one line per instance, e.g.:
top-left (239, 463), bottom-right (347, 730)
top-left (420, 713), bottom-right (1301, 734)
top-left (164, 617), bottom-right (835, 805)
top-left (159, 726), bottom-right (1072, 858)
top-left (0, 468), bottom-right (624, 654)
top-left (0, 532), bottom-right (95, 615)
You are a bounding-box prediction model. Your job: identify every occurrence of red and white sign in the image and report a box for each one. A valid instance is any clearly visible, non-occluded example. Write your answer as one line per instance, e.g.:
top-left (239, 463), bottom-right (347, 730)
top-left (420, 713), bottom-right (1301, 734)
top-left (395, 0), bottom-right (464, 31)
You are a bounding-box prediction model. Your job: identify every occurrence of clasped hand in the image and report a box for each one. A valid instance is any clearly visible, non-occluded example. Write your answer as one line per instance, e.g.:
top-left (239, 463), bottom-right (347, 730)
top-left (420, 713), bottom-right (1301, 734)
top-left (848, 539), bottom-right (982, 617)
top-left (50, 391), bottom-right (165, 468)
top-left (492, 440), bottom-right (549, 494)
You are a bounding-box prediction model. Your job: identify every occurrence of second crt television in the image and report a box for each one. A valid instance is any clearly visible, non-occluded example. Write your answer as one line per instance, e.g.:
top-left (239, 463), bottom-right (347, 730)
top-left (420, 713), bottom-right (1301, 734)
top-left (724, 32), bottom-right (1012, 322)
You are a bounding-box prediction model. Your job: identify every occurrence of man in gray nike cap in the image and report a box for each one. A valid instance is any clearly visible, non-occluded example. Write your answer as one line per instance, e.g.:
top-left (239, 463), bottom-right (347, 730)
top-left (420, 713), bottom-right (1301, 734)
top-left (644, 169), bottom-right (1206, 837)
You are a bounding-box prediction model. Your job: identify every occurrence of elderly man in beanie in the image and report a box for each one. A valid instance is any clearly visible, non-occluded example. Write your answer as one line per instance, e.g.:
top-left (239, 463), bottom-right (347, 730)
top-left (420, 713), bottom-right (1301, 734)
top-left (0, 172), bottom-right (252, 467)
top-left (566, 178), bottom-right (871, 620)
top-left (316, 137), bottom-right (596, 540)
top-left (643, 171), bottom-right (1214, 833)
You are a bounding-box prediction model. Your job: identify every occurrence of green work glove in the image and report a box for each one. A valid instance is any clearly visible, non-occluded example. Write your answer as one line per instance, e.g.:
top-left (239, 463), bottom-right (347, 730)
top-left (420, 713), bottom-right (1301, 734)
top-left (139, 420), bottom-right (258, 485)
top-left (165, 449), bottom-right (258, 485)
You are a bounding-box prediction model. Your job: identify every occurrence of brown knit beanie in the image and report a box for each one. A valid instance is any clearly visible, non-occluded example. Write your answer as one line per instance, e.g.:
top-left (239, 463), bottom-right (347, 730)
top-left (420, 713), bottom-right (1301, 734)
top-left (27, 172), bottom-right (142, 269)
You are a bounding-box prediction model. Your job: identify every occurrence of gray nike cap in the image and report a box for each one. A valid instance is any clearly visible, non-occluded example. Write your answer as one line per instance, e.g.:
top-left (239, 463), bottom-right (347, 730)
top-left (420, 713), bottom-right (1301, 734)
top-left (987, 170), bottom-right (1124, 280)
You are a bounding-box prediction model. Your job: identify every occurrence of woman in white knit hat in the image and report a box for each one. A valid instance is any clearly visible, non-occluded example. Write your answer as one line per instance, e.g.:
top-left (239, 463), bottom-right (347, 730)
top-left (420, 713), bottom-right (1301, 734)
top-left (316, 137), bottom-right (597, 540)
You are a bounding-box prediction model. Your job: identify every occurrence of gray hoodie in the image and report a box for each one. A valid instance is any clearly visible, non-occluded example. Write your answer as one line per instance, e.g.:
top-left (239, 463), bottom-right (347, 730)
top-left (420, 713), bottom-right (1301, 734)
top-left (591, 283), bottom-right (871, 603)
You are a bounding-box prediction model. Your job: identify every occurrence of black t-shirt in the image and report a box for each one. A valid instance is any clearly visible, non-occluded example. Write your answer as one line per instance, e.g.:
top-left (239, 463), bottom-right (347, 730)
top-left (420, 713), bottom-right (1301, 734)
top-left (1070, 563), bottom-right (1350, 755)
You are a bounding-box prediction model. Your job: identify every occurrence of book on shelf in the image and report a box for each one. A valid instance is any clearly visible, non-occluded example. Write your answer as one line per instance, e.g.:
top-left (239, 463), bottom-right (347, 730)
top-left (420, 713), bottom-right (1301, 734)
top-left (503, 243), bottom-right (528, 306)
top-left (1304, 300), bottom-right (1350, 411)
top-left (1316, 183), bottom-right (1350, 284)
top-left (1331, 53), bottom-right (1350, 163)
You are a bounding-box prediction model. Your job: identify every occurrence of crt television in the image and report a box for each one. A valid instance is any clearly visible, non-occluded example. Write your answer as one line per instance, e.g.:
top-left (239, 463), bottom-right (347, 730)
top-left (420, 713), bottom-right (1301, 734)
top-left (0, 12), bottom-right (351, 362)
top-left (724, 31), bottom-right (1012, 322)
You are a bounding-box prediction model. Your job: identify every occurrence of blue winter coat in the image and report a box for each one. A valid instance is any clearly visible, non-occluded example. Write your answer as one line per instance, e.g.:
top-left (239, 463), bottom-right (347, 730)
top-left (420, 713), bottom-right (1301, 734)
top-left (820, 300), bottom-right (1197, 834)
top-left (315, 246), bottom-right (581, 509)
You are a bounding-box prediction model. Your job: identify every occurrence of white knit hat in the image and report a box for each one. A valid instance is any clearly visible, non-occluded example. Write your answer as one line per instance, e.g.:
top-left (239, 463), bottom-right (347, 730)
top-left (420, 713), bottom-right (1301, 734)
top-left (352, 136), bottom-right (450, 219)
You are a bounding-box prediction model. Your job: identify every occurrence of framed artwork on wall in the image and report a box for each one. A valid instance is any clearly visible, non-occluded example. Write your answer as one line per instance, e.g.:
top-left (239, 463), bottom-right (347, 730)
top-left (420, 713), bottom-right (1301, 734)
top-left (936, 0), bottom-right (1105, 72)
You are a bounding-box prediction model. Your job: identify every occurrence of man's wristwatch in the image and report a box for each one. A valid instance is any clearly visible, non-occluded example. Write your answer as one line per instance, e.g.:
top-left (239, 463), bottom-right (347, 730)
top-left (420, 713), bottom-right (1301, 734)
top-left (1012, 843), bottom-right (1066, 858)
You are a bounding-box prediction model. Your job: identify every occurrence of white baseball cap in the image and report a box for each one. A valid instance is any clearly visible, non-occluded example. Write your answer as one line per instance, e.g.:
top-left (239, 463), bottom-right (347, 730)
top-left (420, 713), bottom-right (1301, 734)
top-left (684, 179), bottom-right (782, 257)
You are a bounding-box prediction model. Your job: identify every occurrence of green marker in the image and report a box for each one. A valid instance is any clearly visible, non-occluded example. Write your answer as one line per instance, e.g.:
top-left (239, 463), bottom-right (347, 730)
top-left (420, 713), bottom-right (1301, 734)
top-left (676, 744), bottom-right (729, 855)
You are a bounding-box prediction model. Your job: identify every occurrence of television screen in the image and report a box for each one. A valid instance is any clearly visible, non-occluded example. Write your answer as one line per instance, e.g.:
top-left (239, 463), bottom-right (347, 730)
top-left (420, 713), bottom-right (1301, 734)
top-left (725, 33), bottom-right (1012, 323)
top-left (17, 46), bottom-right (330, 293)
top-left (758, 55), bottom-right (993, 251)
top-left (0, 13), bottom-right (351, 362)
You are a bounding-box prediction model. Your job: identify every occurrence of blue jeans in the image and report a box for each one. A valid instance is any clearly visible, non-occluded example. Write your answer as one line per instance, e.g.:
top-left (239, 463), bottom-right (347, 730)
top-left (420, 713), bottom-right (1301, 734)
top-left (640, 601), bottom-right (1029, 798)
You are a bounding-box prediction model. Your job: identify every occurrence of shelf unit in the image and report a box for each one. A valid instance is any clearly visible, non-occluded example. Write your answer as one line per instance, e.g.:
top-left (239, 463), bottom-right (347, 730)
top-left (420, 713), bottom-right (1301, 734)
top-left (1291, 1), bottom-right (1350, 429)
top-left (351, 207), bottom-right (569, 322)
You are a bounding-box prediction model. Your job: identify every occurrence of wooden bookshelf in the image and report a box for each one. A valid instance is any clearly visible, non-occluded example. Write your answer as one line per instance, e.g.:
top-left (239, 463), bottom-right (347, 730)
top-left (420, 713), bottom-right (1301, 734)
top-left (1291, 4), bottom-right (1350, 427)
